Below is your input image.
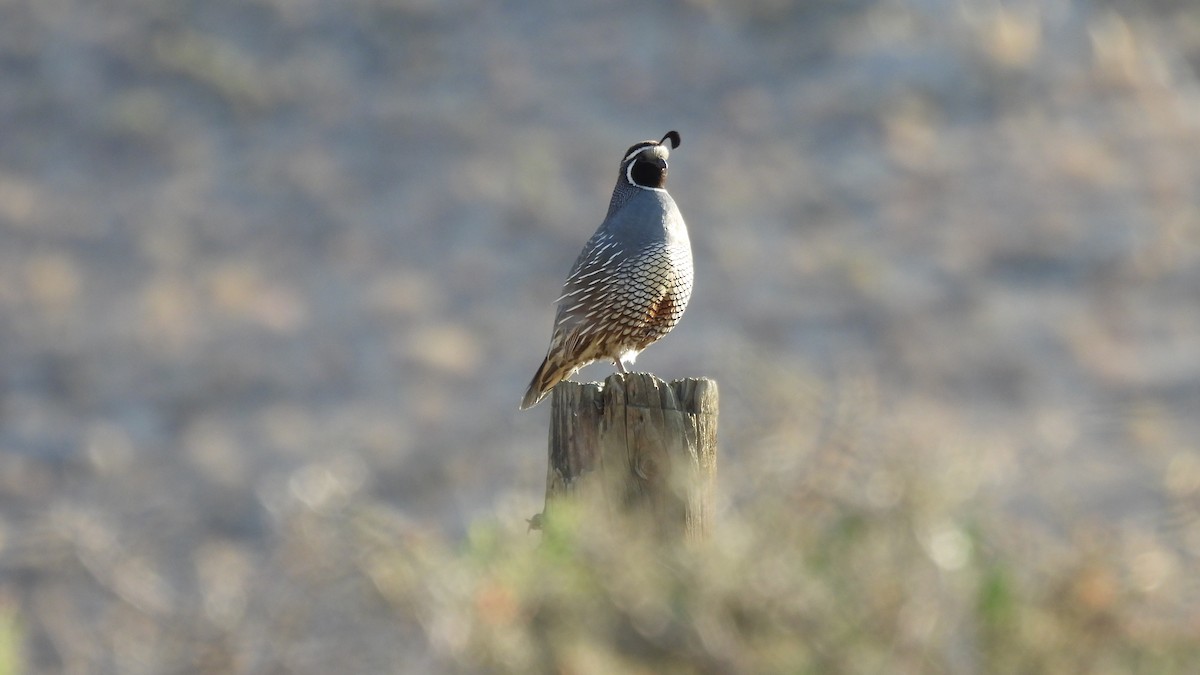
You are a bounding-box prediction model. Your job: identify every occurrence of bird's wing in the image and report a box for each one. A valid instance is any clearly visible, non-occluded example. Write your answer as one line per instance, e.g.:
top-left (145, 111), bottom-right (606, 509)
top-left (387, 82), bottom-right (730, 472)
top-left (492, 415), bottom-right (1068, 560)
top-left (551, 231), bottom-right (628, 348)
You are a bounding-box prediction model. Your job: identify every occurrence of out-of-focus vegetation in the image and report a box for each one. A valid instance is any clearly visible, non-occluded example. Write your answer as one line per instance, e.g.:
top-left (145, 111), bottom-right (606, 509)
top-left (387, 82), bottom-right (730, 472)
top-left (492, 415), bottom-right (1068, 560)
top-left (1, 0), bottom-right (1199, 671)
top-left (0, 607), bottom-right (20, 675)
top-left (376, 493), bottom-right (1199, 675)
top-left (366, 392), bottom-right (1200, 674)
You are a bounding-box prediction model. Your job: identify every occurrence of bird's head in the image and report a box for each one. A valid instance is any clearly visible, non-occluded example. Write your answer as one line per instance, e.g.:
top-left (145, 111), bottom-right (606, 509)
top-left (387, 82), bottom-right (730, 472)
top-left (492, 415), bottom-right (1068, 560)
top-left (621, 130), bottom-right (681, 190)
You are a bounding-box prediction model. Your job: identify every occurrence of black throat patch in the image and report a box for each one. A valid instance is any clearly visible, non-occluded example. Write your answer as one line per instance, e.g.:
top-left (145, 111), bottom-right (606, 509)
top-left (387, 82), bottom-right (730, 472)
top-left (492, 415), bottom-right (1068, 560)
top-left (630, 158), bottom-right (667, 189)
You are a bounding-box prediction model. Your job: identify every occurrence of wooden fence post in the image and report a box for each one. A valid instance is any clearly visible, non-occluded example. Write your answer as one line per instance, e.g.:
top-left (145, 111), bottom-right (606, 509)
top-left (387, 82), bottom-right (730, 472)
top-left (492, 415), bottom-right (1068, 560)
top-left (535, 372), bottom-right (718, 540)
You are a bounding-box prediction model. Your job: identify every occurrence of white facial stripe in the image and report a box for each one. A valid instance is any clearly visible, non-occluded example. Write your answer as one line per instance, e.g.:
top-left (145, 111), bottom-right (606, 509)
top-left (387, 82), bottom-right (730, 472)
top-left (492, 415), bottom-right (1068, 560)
top-left (624, 144), bottom-right (671, 163)
top-left (623, 144), bottom-right (656, 162)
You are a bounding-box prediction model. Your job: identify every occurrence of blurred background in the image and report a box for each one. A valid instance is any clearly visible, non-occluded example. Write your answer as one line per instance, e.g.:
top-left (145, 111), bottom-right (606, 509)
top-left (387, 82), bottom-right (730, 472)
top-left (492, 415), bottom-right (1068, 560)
top-left (1, 0), bottom-right (1199, 672)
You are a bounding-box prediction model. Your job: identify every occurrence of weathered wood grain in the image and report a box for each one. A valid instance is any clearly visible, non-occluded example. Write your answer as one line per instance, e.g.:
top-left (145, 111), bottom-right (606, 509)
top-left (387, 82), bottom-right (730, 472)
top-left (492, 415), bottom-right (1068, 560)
top-left (538, 373), bottom-right (718, 539)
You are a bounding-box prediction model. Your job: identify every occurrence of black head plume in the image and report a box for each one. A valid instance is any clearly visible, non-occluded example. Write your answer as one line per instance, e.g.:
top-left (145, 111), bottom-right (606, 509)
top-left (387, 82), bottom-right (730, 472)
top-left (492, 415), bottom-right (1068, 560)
top-left (660, 130), bottom-right (681, 149)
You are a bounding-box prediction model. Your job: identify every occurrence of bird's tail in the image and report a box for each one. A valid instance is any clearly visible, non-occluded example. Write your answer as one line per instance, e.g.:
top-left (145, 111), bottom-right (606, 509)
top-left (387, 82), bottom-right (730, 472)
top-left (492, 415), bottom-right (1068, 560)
top-left (520, 354), bottom-right (578, 410)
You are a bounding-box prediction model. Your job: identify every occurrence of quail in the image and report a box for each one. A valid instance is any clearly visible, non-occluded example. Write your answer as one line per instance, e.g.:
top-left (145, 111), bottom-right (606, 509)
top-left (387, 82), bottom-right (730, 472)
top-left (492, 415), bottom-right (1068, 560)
top-left (520, 130), bottom-right (693, 410)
